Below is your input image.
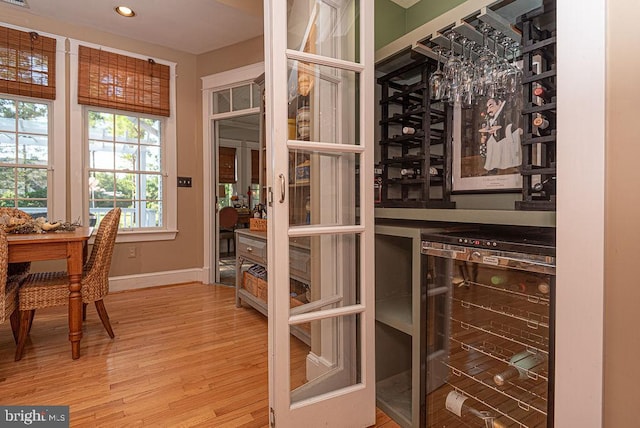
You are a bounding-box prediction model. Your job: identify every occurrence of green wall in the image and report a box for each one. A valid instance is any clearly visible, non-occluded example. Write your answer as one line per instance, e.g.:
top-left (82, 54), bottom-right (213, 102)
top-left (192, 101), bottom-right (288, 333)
top-left (375, 0), bottom-right (469, 50)
top-left (375, 0), bottom-right (406, 50)
top-left (405, 0), bottom-right (468, 32)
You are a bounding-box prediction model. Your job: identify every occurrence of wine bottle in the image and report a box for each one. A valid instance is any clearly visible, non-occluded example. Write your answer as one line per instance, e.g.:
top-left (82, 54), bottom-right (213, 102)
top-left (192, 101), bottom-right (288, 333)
top-left (533, 115), bottom-right (550, 130)
top-left (532, 176), bottom-right (556, 194)
top-left (533, 114), bottom-right (554, 137)
top-left (538, 281), bottom-right (550, 294)
top-left (445, 391), bottom-right (506, 427)
top-left (400, 168), bottom-right (421, 178)
top-left (533, 86), bottom-right (556, 103)
top-left (493, 350), bottom-right (547, 386)
top-left (402, 126), bottom-right (416, 135)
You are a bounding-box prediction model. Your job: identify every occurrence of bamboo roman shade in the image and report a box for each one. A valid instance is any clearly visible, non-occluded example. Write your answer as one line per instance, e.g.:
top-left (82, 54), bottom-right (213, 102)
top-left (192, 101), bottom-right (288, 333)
top-left (251, 149), bottom-right (259, 184)
top-left (0, 26), bottom-right (57, 99)
top-left (77, 45), bottom-right (170, 117)
top-left (219, 147), bottom-right (236, 184)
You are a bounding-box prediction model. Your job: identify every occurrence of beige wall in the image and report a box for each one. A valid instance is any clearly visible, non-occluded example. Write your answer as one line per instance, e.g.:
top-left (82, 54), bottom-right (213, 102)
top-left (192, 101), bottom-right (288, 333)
top-left (0, 4), bottom-right (203, 277)
top-left (604, 2), bottom-right (640, 426)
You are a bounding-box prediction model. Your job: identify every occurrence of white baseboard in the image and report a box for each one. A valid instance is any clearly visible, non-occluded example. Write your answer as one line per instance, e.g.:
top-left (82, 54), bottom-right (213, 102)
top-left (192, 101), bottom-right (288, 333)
top-left (305, 351), bottom-right (333, 381)
top-left (109, 268), bottom-right (205, 292)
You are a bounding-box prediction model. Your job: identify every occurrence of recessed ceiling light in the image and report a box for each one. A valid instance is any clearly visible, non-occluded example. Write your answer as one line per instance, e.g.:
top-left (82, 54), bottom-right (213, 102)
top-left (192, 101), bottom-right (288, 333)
top-left (115, 6), bottom-right (135, 17)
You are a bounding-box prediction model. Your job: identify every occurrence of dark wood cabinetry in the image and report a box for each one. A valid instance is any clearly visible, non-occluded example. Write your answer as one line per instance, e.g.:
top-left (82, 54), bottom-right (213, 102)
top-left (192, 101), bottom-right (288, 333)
top-left (516, 1), bottom-right (557, 211)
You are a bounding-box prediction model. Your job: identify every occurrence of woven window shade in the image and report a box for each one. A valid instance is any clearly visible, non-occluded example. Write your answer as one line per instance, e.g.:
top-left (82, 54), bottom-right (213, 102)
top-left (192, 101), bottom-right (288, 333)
top-left (251, 149), bottom-right (259, 184)
top-left (78, 45), bottom-right (170, 117)
top-left (219, 147), bottom-right (236, 184)
top-left (0, 25), bottom-right (56, 100)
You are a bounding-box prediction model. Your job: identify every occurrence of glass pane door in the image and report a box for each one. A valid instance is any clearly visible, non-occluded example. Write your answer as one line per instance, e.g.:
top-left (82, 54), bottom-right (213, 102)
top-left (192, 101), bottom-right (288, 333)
top-left (265, 0), bottom-right (375, 426)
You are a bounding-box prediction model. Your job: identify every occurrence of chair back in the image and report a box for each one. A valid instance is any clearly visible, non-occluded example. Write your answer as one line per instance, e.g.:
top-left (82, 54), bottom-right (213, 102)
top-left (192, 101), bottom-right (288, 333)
top-left (219, 206), bottom-right (238, 230)
top-left (82, 208), bottom-right (121, 302)
top-left (0, 229), bottom-right (10, 323)
top-left (0, 208), bottom-right (32, 281)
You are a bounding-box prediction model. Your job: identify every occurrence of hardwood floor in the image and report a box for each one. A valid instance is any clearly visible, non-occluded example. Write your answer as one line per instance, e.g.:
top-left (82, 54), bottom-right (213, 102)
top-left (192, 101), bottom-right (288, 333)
top-left (0, 282), bottom-right (399, 427)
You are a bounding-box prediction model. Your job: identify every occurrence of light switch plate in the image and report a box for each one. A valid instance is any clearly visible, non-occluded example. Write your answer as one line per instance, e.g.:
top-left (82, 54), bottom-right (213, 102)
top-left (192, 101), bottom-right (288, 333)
top-left (177, 176), bottom-right (192, 187)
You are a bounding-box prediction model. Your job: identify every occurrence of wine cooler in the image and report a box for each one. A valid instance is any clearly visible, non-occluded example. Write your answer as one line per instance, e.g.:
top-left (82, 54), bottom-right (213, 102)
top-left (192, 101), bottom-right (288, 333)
top-left (421, 225), bottom-right (555, 427)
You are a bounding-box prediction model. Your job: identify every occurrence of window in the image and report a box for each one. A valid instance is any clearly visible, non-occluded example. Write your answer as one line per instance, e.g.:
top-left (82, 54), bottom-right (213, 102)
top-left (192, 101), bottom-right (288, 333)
top-left (69, 40), bottom-right (176, 241)
top-left (0, 25), bottom-right (64, 221)
top-left (87, 109), bottom-right (163, 229)
top-left (0, 95), bottom-right (50, 216)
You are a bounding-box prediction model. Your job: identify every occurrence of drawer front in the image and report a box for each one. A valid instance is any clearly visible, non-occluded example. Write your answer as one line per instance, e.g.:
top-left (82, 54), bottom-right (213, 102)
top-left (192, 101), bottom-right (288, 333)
top-left (237, 235), bottom-right (267, 263)
top-left (290, 247), bottom-right (310, 282)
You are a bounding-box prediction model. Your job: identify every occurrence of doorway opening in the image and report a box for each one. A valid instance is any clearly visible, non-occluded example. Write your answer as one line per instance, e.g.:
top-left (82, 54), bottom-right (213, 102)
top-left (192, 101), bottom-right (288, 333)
top-left (214, 113), bottom-right (261, 285)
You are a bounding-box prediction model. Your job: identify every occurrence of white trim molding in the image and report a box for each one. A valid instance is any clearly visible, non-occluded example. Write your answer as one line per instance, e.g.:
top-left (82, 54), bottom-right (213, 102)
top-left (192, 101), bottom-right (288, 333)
top-left (201, 61), bottom-right (265, 285)
top-left (108, 268), bottom-right (208, 292)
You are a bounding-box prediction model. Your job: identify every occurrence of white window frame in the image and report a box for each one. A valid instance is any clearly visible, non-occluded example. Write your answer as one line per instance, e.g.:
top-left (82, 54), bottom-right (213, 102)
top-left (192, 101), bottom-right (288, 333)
top-left (0, 24), bottom-right (66, 221)
top-left (68, 39), bottom-right (177, 242)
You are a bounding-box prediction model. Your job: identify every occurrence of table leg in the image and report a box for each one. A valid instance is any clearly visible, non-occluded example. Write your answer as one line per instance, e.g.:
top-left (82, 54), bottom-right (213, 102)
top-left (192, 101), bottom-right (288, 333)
top-left (67, 241), bottom-right (84, 359)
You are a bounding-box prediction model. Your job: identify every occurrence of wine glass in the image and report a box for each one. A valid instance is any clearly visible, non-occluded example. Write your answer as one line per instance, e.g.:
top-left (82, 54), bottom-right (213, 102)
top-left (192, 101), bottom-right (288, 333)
top-left (428, 46), bottom-right (445, 101)
top-left (443, 31), bottom-right (461, 103)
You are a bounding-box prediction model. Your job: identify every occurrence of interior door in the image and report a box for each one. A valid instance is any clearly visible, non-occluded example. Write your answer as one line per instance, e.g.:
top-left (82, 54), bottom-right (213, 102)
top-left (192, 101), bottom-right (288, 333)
top-left (264, 0), bottom-right (375, 426)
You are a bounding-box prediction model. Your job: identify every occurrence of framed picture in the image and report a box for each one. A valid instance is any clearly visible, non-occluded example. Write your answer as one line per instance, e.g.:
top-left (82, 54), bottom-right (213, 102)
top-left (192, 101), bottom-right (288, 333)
top-left (452, 94), bottom-right (524, 193)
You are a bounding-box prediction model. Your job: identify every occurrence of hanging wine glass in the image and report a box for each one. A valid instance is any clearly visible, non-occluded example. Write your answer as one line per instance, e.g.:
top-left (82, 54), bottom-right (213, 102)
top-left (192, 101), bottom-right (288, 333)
top-left (428, 46), bottom-right (445, 101)
top-left (443, 31), bottom-right (461, 104)
top-left (502, 40), bottom-right (523, 95)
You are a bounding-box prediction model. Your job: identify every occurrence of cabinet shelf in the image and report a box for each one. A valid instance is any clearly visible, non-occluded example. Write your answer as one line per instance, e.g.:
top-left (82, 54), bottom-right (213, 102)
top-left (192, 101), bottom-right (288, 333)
top-left (376, 294), bottom-right (413, 335)
top-left (376, 371), bottom-right (412, 428)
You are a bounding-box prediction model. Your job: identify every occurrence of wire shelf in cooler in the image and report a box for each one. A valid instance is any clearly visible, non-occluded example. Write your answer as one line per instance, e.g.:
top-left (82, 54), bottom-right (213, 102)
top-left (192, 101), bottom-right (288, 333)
top-left (451, 317), bottom-right (549, 356)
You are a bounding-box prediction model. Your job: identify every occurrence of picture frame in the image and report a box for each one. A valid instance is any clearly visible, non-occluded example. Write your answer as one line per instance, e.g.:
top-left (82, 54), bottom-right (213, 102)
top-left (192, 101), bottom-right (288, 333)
top-left (451, 95), bottom-right (524, 193)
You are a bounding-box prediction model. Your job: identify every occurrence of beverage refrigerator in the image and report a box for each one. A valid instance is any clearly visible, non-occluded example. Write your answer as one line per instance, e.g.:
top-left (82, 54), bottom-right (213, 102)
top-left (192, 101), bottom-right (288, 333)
top-left (420, 225), bottom-right (555, 427)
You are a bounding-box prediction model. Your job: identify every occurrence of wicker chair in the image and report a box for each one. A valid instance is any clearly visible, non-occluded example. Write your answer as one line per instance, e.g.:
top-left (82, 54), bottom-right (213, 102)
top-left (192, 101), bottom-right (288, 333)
top-left (0, 208), bottom-right (32, 283)
top-left (15, 208), bottom-right (121, 361)
top-left (0, 229), bottom-right (19, 342)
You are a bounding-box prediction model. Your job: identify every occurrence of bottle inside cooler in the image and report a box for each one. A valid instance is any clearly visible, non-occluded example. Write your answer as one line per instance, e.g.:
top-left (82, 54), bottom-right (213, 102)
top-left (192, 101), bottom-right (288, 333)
top-left (424, 241), bottom-right (554, 427)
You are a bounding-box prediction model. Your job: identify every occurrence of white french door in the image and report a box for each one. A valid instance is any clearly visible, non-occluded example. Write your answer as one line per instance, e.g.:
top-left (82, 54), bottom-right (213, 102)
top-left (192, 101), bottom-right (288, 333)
top-left (264, 0), bottom-right (375, 426)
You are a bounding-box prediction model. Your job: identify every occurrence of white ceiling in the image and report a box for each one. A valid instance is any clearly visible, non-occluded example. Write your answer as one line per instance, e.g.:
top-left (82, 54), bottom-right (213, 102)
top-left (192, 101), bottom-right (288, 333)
top-left (2, 0), bottom-right (264, 55)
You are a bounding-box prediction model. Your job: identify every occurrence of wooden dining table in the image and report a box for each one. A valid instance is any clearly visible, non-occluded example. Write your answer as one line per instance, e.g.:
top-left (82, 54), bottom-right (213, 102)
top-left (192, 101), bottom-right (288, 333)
top-left (7, 226), bottom-right (93, 360)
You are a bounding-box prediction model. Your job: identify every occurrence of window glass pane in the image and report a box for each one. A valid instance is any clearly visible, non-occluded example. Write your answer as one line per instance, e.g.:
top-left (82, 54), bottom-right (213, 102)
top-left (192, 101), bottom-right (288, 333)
top-left (16, 167), bottom-right (46, 198)
top-left (114, 143), bottom-right (138, 170)
top-left (0, 134), bottom-right (17, 162)
top-left (0, 99), bottom-right (16, 132)
top-left (287, 60), bottom-right (358, 145)
top-left (289, 149), bottom-right (359, 227)
top-left (115, 115), bottom-right (139, 143)
top-left (140, 118), bottom-right (161, 145)
top-left (290, 313), bottom-right (361, 404)
top-left (88, 111), bottom-right (114, 140)
top-left (18, 134), bottom-right (48, 165)
top-left (287, 0), bottom-right (359, 63)
top-left (213, 89), bottom-right (230, 114)
top-left (17, 101), bottom-right (48, 133)
top-left (0, 167), bottom-right (15, 198)
top-left (141, 145), bottom-right (161, 172)
top-left (232, 84), bottom-right (251, 111)
top-left (89, 141), bottom-right (114, 169)
top-left (252, 83), bottom-right (261, 108)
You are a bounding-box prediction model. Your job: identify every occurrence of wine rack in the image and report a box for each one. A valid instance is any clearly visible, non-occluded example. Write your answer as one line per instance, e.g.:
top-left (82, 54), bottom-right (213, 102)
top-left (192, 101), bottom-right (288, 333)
top-left (377, 59), bottom-right (455, 208)
top-left (516, 0), bottom-right (557, 211)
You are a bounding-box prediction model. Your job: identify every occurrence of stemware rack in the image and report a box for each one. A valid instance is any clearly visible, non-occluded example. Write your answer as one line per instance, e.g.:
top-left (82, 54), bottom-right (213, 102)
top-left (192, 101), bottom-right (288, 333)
top-left (377, 59), bottom-right (455, 208)
top-left (515, 0), bottom-right (557, 211)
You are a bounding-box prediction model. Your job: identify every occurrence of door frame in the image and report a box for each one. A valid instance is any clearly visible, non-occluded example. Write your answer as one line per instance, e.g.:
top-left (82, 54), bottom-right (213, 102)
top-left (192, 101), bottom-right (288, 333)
top-left (202, 62), bottom-right (264, 284)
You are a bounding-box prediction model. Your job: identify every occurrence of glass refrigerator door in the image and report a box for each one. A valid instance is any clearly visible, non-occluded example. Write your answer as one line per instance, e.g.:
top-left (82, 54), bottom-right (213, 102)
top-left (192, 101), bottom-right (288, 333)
top-left (426, 256), bottom-right (553, 428)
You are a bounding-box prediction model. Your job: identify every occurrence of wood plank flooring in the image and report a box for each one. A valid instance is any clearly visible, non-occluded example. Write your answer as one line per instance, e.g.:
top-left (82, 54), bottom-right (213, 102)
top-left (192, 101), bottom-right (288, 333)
top-left (0, 282), bottom-right (399, 427)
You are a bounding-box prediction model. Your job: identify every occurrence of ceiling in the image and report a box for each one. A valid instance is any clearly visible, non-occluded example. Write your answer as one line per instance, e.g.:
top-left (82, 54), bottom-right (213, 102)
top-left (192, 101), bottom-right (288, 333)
top-left (2, 0), bottom-right (264, 55)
